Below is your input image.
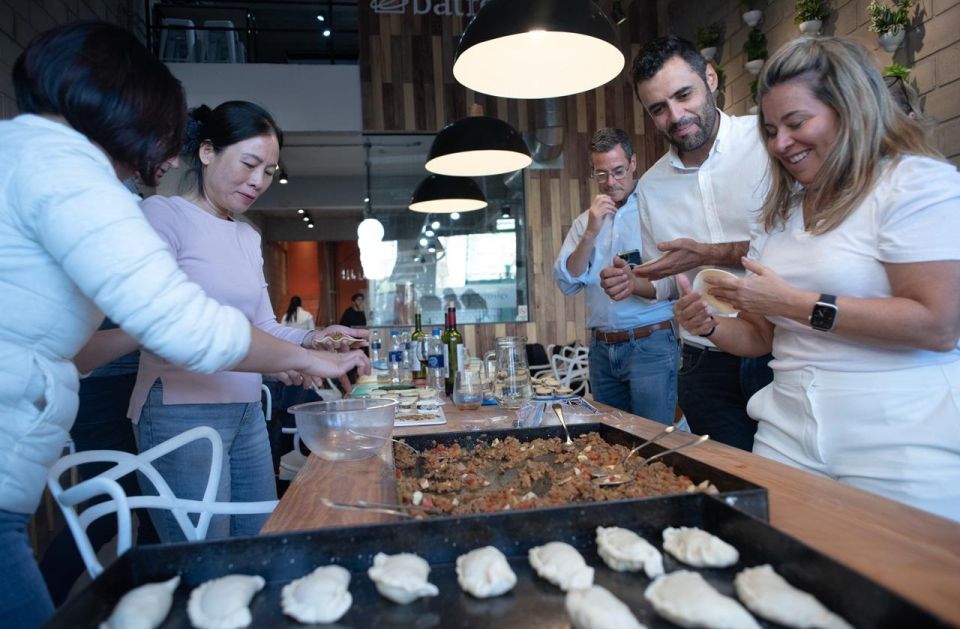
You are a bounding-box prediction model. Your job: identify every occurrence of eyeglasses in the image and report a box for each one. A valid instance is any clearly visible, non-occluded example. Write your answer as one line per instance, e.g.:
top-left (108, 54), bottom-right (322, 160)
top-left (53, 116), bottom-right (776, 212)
top-left (591, 166), bottom-right (629, 182)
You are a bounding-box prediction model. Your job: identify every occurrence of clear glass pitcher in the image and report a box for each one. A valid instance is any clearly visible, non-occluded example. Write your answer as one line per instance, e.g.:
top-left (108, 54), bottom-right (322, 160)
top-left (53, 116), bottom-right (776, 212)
top-left (483, 336), bottom-right (533, 409)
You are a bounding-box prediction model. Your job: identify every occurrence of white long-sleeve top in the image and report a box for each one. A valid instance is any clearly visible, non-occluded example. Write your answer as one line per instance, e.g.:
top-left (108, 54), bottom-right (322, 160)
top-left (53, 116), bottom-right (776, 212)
top-left (0, 115), bottom-right (251, 514)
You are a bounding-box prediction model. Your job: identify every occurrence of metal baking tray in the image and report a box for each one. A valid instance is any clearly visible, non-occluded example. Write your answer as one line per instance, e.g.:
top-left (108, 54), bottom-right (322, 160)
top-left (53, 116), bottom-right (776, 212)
top-left (396, 422), bottom-right (769, 521)
top-left (45, 493), bottom-right (946, 627)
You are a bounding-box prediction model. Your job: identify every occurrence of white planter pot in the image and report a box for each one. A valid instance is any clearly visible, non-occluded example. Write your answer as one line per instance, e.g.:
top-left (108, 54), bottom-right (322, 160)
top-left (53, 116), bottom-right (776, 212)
top-left (744, 59), bottom-right (765, 75)
top-left (743, 10), bottom-right (763, 27)
top-left (747, 105), bottom-right (758, 115)
top-left (798, 20), bottom-right (822, 35)
top-left (878, 29), bottom-right (905, 53)
top-left (700, 46), bottom-right (717, 61)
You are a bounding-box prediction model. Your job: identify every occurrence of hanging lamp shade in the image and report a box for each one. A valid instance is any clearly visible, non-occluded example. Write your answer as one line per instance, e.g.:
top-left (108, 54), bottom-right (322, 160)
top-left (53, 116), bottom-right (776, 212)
top-left (453, 0), bottom-right (624, 99)
top-left (425, 116), bottom-right (532, 177)
top-left (409, 175), bottom-right (487, 214)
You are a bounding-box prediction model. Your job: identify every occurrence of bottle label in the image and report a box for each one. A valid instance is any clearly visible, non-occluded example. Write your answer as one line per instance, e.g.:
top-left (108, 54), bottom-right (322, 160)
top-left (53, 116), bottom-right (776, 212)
top-left (371, 340), bottom-right (382, 350)
top-left (388, 350), bottom-right (403, 363)
top-left (427, 354), bottom-right (444, 369)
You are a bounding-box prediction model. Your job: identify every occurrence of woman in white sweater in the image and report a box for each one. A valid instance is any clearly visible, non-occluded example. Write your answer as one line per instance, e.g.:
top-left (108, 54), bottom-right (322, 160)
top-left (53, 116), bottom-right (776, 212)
top-left (0, 22), bottom-right (367, 627)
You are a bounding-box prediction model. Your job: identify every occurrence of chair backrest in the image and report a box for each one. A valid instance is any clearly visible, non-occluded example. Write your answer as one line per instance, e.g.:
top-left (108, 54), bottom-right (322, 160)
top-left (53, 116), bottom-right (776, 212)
top-left (551, 345), bottom-right (590, 396)
top-left (202, 19), bottom-right (239, 63)
top-left (526, 343), bottom-right (552, 379)
top-left (158, 18), bottom-right (197, 62)
top-left (47, 426), bottom-right (277, 578)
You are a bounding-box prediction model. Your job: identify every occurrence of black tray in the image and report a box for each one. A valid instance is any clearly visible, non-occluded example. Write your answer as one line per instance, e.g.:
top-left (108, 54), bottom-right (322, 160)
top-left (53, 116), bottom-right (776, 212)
top-left (397, 422), bottom-right (769, 521)
top-left (46, 494), bottom-right (947, 628)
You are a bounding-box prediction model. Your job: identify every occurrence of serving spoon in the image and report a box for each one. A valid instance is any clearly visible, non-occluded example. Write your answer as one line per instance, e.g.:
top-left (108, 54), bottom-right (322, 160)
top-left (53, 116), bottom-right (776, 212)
top-left (319, 497), bottom-right (438, 518)
top-left (593, 434), bottom-right (711, 487)
top-left (591, 424), bottom-right (676, 479)
top-left (551, 403), bottom-right (574, 446)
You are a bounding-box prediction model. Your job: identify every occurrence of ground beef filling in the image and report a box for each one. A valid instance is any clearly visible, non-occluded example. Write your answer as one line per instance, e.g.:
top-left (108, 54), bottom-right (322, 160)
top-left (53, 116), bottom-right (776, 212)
top-left (395, 432), bottom-right (715, 516)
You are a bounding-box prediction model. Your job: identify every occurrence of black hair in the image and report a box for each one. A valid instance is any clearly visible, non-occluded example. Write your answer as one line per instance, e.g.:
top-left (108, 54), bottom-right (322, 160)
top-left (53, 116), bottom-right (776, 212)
top-left (183, 100), bottom-right (284, 192)
top-left (589, 128), bottom-right (634, 162)
top-left (284, 295), bottom-right (302, 323)
top-left (351, 293), bottom-right (364, 302)
top-left (631, 35), bottom-right (709, 100)
top-left (12, 21), bottom-right (186, 186)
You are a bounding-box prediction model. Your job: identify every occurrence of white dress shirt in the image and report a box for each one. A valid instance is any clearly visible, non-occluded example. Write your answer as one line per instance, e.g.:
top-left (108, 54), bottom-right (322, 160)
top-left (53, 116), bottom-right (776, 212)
top-left (554, 181), bottom-right (674, 331)
top-left (637, 110), bottom-right (770, 345)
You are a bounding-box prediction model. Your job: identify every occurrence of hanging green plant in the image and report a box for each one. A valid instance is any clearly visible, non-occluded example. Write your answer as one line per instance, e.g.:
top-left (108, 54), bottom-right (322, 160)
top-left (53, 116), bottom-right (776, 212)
top-left (882, 63), bottom-right (911, 79)
top-left (795, 0), bottom-right (830, 23)
top-left (743, 28), bottom-right (768, 61)
top-left (696, 23), bottom-right (723, 50)
top-left (750, 78), bottom-right (759, 104)
top-left (867, 0), bottom-right (914, 35)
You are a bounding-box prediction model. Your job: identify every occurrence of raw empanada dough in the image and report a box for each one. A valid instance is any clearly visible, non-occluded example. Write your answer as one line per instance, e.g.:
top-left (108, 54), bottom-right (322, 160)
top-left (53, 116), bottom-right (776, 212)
top-left (455, 546), bottom-right (517, 598)
top-left (281, 565), bottom-right (353, 624)
top-left (367, 552), bottom-right (439, 604)
top-left (565, 585), bottom-right (646, 629)
top-left (100, 575), bottom-right (180, 629)
top-left (186, 574), bottom-right (265, 629)
top-left (595, 526), bottom-right (664, 577)
top-left (528, 541), bottom-right (594, 591)
top-left (645, 570), bottom-right (760, 629)
top-left (734, 565), bottom-right (853, 629)
top-left (662, 526), bottom-right (739, 568)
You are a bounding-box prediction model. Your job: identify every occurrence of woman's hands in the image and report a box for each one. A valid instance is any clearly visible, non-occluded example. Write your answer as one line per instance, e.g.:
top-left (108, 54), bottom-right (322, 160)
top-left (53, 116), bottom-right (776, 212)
top-left (705, 258), bottom-right (797, 317)
top-left (673, 275), bottom-right (718, 337)
top-left (303, 325), bottom-right (370, 352)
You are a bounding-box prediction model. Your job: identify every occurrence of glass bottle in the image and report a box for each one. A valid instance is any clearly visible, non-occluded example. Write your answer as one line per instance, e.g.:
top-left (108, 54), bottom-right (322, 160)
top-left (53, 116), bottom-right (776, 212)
top-left (410, 311), bottom-right (426, 382)
top-left (445, 307), bottom-right (464, 396)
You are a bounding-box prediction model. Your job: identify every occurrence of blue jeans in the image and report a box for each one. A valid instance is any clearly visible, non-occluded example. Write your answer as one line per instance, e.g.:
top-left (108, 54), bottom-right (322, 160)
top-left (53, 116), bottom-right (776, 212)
top-left (677, 344), bottom-right (773, 451)
top-left (0, 510), bottom-right (53, 628)
top-left (136, 382), bottom-right (277, 542)
top-left (589, 328), bottom-right (679, 425)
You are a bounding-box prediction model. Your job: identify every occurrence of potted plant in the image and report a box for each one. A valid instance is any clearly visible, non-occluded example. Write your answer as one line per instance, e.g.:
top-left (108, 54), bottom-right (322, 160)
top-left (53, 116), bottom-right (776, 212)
top-left (713, 65), bottom-right (727, 109)
top-left (748, 78), bottom-right (759, 115)
top-left (795, 0), bottom-right (830, 35)
top-left (739, 0), bottom-right (763, 27)
top-left (868, 0), bottom-right (914, 52)
top-left (743, 28), bottom-right (767, 75)
top-left (882, 63), bottom-right (911, 80)
top-left (696, 23), bottom-right (723, 61)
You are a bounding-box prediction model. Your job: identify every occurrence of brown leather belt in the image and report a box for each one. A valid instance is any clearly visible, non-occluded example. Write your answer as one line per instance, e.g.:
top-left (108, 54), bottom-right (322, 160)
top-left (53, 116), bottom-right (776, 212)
top-left (593, 321), bottom-right (673, 344)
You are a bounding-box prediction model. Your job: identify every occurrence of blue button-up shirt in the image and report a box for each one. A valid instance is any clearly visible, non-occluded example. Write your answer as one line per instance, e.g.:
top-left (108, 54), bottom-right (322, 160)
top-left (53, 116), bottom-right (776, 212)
top-left (553, 182), bottom-right (673, 331)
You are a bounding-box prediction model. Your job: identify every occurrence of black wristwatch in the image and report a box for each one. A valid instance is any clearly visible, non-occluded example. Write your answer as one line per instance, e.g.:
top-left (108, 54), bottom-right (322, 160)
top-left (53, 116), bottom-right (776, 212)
top-left (810, 294), bottom-right (839, 331)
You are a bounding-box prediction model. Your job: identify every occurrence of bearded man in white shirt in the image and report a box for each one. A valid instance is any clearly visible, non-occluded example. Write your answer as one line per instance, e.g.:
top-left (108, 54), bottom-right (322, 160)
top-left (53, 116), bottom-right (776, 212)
top-left (612, 36), bottom-right (773, 450)
top-left (553, 128), bottom-right (679, 424)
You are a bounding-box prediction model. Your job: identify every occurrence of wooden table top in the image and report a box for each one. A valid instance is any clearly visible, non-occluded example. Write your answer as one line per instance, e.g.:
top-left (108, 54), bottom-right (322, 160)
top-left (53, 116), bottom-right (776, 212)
top-left (263, 401), bottom-right (960, 625)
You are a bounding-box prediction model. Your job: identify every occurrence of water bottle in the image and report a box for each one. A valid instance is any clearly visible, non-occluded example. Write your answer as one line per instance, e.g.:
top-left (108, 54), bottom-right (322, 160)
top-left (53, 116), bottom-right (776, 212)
top-left (400, 329), bottom-right (412, 383)
top-left (426, 328), bottom-right (446, 397)
top-left (370, 329), bottom-right (382, 364)
top-left (388, 330), bottom-right (403, 384)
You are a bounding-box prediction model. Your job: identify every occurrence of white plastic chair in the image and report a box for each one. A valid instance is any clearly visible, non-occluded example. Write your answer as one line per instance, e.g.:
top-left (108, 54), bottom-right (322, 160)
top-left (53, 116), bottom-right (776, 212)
top-left (158, 18), bottom-right (198, 62)
top-left (47, 426), bottom-right (278, 578)
top-left (551, 344), bottom-right (590, 397)
top-left (202, 20), bottom-right (241, 63)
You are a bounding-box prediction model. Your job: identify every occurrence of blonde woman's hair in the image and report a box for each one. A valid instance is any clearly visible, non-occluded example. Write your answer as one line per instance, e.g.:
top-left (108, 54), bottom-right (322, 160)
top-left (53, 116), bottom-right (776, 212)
top-left (757, 37), bottom-right (940, 234)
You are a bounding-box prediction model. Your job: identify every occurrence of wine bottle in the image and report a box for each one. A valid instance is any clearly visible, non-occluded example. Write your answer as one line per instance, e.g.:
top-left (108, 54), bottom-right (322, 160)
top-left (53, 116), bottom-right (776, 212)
top-left (410, 311), bottom-right (426, 381)
top-left (445, 307), bottom-right (463, 395)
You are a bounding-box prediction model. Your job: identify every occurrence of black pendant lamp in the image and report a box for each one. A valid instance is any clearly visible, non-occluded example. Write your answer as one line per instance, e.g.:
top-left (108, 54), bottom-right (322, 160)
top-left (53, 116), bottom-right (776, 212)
top-left (453, 0), bottom-right (624, 99)
top-left (426, 116), bottom-right (532, 177)
top-left (409, 175), bottom-right (488, 214)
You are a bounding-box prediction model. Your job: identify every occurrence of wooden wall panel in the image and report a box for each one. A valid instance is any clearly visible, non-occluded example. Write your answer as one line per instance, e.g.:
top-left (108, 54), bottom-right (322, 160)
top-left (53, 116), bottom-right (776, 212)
top-left (359, 2), bottom-right (665, 355)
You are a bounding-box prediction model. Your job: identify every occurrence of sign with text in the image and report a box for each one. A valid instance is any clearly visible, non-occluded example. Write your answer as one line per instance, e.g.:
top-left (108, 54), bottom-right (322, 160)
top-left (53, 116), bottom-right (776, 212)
top-left (369, 0), bottom-right (490, 17)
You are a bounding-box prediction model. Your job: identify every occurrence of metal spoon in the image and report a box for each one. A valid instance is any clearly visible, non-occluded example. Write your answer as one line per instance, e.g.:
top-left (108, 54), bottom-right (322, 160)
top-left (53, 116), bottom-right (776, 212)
top-left (593, 434), bottom-right (711, 487)
top-left (347, 428), bottom-right (420, 454)
top-left (551, 403), bottom-right (574, 446)
top-left (319, 497), bottom-right (435, 518)
top-left (591, 425), bottom-right (676, 479)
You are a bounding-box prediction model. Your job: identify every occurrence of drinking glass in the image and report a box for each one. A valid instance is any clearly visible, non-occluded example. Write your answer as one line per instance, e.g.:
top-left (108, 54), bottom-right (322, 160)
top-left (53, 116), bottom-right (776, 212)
top-left (452, 369), bottom-right (483, 410)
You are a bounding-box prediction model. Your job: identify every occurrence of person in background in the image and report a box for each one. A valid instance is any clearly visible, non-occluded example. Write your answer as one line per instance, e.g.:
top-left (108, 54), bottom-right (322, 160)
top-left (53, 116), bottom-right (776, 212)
top-left (628, 36), bottom-right (774, 450)
top-left (554, 128), bottom-right (679, 424)
top-left (127, 100), bottom-right (367, 542)
top-left (673, 36), bottom-right (960, 521)
top-left (282, 295), bottom-right (315, 330)
top-left (340, 292), bottom-right (367, 328)
top-left (0, 22), bottom-right (366, 627)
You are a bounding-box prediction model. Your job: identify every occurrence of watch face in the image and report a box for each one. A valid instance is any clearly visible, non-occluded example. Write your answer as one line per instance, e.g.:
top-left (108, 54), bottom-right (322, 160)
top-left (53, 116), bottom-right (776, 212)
top-left (810, 303), bottom-right (838, 331)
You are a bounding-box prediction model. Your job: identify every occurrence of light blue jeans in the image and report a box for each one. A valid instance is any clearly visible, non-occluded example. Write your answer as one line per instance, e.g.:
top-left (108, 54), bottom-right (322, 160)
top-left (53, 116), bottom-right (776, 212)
top-left (0, 510), bottom-right (54, 628)
top-left (136, 381), bottom-right (276, 542)
top-left (589, 327), bottom-right (679, 425)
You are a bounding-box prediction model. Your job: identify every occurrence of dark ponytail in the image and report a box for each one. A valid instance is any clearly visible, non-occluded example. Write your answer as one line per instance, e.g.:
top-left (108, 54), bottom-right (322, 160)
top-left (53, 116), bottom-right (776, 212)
top-left (284, 296), bottom-right (302, 323)
top-left (182, 100), bottom-right (283, 192)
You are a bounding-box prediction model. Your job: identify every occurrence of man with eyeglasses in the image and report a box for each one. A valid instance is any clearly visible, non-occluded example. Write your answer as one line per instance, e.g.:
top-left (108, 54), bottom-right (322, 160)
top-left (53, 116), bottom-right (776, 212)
top-left (619, 36), bottom-right (773, 451)
top-left (553, 127), bottom-right (679, 424)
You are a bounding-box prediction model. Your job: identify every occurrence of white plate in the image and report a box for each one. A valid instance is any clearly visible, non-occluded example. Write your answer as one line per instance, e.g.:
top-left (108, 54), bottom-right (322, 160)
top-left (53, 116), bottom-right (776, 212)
top-left (394, 406), bottom-right (447, 427)
top-left (692, 268), bottom-right (739, 317)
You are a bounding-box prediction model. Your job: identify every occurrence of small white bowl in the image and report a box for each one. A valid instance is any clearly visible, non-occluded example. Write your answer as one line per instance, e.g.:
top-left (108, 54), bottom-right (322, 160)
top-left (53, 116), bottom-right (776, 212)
top-left (692, 269), bottom-right (739, 317)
